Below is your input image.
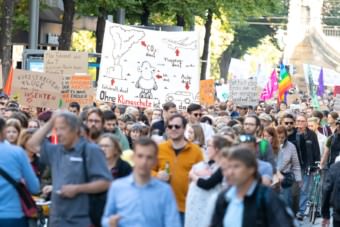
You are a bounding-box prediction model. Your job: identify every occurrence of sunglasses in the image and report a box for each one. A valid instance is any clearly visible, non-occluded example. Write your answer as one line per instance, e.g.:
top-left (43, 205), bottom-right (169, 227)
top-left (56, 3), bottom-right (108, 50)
top-left (167, 124), bottom-right (182, 130)
top-left (284, 122), bottom-right (294, 125)
top-left (193, 113), bottom-right (202, 117)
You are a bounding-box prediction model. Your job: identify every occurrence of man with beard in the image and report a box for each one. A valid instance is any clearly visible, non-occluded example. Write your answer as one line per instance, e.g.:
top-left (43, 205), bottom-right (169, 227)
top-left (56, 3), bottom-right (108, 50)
top-left (102, 110), bottom-right (130, 151)
top-left (86, 108), bottom-right (105, 143)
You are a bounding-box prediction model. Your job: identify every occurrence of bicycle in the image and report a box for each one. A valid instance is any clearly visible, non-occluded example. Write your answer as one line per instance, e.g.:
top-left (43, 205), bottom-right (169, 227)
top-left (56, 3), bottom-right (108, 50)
top-left (306, 163), bottom-right (322, 224)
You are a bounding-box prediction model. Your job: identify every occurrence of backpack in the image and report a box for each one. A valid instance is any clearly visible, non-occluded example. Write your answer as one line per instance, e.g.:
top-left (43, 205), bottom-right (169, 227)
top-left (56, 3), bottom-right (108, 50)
top-left (82, 143), bottom-right (107, 227)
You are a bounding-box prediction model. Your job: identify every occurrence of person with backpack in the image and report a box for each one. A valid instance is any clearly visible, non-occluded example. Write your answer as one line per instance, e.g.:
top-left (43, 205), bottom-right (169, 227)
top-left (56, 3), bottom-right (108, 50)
top-left (210, 145), bottom-right (297, 227)
top-left (0, 117), bottom-right (40, 227)
top-left (321, 160), bottom-right (340, 227)
top-left (27, 111), bottom-right (112, 227)
top-left (321, 118), bottom-right (340, 169)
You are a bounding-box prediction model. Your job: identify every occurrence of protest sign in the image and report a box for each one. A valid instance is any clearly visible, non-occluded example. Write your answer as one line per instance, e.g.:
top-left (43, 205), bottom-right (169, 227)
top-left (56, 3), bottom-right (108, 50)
top-left (96, 21), bottom-right (200, 110)
top-left (228, 58), bottom-right (251, 80)
top-left (44, 51), bottom-right (88, 75)
top-left (62, 75), bottom-right (93, 106)
top-left (215, 84), bottom-right (229, 102)
top-left (303, 64), bottom-right (340, 86)
top-left (200, 80), bottom-right (214, 106)
top-left (334, 94), bottom-right (340, 111)
top-left (11, 69), bottom-right (63, 109)
top-left (229, 79), bottom-right (258, 106)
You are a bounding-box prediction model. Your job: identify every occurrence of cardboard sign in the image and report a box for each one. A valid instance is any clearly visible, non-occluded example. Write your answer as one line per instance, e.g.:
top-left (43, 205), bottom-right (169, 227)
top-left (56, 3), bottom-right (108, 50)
top-left (62, 75), bottom-right (93, 106)
top-left (11, 69), bottom-right (63, 109)
top-left (96, 22), bottom-right (200, 110)
top-left (44, 51), bottom-right (88, 75)
top-left (199, 80), bottom-right (214, 106)
top-left (229, 79), bottom-right (258, 106)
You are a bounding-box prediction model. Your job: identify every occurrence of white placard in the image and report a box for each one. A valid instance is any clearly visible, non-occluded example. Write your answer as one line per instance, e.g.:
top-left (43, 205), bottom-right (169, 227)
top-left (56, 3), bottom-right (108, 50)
top-left (228, 58), bottom-right (251, 80)
top-left (96, 22), bottom-right (200, 110)
top-left (230, 79), bottom-right (258, 106)
top-left (303, 64), bottom-right (340, 86)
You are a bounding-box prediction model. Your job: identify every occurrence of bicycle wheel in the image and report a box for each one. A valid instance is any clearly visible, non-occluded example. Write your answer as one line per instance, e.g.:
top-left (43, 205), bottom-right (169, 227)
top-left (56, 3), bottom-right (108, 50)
top-left (310, 203), bottom-right (317, 224)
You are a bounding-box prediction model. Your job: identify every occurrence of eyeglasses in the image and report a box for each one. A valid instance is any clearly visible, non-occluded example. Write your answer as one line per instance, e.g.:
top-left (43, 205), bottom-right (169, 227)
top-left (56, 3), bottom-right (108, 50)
top-left (284, 122), bottom-right (294, 125)
top-left (167, 124), bottom-right (182, 130)
top-left (239, 135), bottom-right (256, 143)
top-left (193, 113), bottom-right (202, 118)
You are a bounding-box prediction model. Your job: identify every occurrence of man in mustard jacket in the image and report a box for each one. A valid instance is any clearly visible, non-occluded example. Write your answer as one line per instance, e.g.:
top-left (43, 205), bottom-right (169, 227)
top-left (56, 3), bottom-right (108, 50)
top-left (153, 113), bottom-right (203, 226)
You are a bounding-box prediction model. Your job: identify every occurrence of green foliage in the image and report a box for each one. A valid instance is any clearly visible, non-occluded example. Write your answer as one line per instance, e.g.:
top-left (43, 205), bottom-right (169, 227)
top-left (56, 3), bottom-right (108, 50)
top-left (323, 0), bottom-right (340, 26)
top-left (71, 30), bottom-right (96, 52)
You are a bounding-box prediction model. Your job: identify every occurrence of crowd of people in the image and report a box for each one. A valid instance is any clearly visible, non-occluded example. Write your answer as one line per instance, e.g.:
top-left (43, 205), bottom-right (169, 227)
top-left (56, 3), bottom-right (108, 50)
top-left (0, 91), bottom-right (340, 227)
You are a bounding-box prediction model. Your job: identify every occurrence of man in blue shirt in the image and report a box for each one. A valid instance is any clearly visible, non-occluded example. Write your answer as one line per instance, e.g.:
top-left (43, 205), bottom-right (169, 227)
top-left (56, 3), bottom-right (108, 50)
top-left (102, 137), bottom-right (181, 227)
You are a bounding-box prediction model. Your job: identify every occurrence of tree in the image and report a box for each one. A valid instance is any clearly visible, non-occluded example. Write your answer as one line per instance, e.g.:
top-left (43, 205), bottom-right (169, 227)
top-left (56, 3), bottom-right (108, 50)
top-left (59, 0), bottom-right (76, 50)
top-left (219, 24), bottom-right (277, 80)
top-left (0, 0), bottom-right (16, 86)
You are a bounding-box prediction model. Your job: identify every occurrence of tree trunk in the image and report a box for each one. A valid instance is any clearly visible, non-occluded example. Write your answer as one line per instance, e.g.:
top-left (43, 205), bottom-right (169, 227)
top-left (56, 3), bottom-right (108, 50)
top-left (200, 9), bottom-right (213, 81)
top-left (176, 14), bottom-right (185, 28)
top-left (219, 48), bottom-right (232, 81)
top-left (140, 4), bottom-right (150, 26)
top-left (95, 12), bottom-right (107, 82)
top-left (0, 0), bottom-right (15, 86)
top-left (59, 0), bottom-right (75, 50)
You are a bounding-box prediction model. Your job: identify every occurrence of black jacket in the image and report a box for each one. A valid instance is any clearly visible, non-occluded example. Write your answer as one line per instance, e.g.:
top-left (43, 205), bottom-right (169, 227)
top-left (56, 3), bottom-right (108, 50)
top-left (210, 182), bottom-right (296, 227)
top-left (295, 128), bottom-right (320, 171)
top-left (322, 162), bottom-right (340, 221)
top-left (110, 158), bottom-right (132, 180)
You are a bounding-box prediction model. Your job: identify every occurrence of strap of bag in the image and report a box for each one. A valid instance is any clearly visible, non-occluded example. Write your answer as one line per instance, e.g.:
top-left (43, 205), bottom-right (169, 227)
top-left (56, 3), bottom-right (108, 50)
top-left (81, 142), bottom-right (89, 182)
top-left (0, 167), bottom-right (19, 189)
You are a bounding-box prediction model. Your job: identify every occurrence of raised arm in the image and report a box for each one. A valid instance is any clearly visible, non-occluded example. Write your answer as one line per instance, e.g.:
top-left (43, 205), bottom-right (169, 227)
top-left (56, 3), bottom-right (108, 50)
top-left (26, 114), bottom-right (55, 153)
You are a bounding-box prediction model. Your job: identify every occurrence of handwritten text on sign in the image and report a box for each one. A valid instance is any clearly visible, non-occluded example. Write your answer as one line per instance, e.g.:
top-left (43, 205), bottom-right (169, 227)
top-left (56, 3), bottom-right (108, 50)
top-left (96, 22), bottom-right (200, 110)
top-left (230, 79), bottom-right (258, 106)
top-left (62, 75), bottom-right (93, 106)
top-left (44, 51), bottom-right (88, 75)
top-left (200, 80), bottom-right (215, 106)
top-left (11, 69), bottom-right (63, 109)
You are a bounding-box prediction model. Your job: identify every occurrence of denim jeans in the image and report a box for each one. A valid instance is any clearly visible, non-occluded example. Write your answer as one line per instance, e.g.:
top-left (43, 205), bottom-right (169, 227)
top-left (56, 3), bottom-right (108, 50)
top-left (0, 217), bottom-right (28, 227)
top-left (299, 172), bottom-right (313, 214)
top-left (280, 186), bottom-right (293, 208)
top-left (179, 212), bottom-right (185, 227)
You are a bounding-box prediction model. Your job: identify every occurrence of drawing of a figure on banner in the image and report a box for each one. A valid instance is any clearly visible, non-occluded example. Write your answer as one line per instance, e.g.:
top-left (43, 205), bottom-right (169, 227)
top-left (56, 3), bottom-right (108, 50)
top-left (135, 61), bottom-right (158, 99)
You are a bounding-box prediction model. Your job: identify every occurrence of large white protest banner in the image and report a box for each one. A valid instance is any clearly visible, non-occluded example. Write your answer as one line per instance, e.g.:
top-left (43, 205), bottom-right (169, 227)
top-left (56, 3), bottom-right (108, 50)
top-left (230, 79), bottom-right (258, 106)
top-left (96, 22), bottom-right (200, 110)
top-left (303, 64), bottom-right (340, 86)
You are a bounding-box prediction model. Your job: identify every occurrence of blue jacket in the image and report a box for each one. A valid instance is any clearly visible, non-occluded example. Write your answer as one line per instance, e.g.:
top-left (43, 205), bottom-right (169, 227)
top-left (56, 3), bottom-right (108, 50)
top-left (0, 142), bottom-right (40, 218)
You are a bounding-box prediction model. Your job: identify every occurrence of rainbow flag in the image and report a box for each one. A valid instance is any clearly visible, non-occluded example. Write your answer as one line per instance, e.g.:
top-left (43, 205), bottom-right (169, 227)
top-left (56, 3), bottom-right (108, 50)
top-left (278, 64), bottom-right (292, 101)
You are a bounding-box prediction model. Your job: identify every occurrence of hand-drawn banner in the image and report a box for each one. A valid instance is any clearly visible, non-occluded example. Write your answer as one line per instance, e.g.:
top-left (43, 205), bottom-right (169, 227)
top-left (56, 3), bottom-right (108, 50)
top-left (44, 51), bottom-right (88, 75)
top-left (11, 69), bottom-right (63, 109)
top-left (229, 79), bottom-right (258, 106)
top-left (228, 58), bottom-right (251, 80)
top-left (62, 75), bottom-right (94, 106)
top-left (96, 21), bottom-right (200, 110)
top-left (200, 80), bottom-right (215, 106)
